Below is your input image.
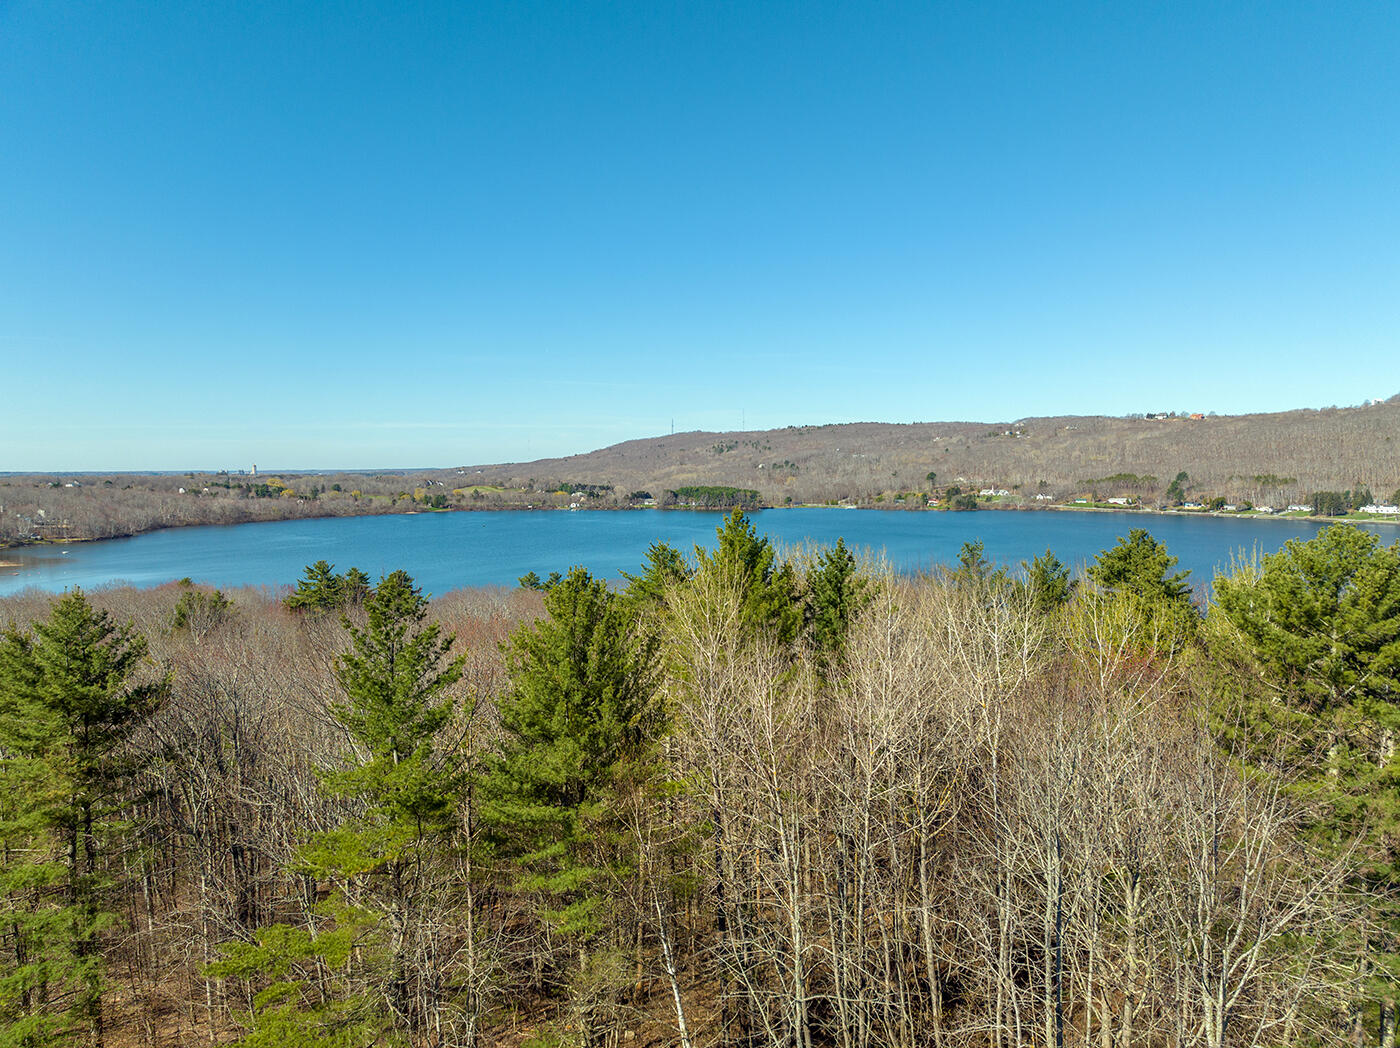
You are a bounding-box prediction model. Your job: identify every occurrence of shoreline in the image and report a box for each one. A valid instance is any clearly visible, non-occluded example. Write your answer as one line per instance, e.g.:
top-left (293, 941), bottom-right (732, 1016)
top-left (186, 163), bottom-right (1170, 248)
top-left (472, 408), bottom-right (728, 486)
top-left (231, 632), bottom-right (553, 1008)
top-left (1041, 503), bottom-right (1400, 526)
top-left (4, 500), bottom-right (1396, 561)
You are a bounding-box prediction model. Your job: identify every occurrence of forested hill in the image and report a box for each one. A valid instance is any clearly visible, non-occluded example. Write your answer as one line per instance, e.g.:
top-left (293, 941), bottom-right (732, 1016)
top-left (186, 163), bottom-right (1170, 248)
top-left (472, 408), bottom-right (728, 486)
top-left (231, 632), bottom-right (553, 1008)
top-left (474, 396), bottom-right (1400, 507)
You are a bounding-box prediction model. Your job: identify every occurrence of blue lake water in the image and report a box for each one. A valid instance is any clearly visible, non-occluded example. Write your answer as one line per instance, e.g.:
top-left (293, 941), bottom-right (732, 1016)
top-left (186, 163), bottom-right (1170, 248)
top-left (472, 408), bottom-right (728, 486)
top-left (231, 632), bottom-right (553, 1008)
top-left (1, 509), bottom-right (1393, 599)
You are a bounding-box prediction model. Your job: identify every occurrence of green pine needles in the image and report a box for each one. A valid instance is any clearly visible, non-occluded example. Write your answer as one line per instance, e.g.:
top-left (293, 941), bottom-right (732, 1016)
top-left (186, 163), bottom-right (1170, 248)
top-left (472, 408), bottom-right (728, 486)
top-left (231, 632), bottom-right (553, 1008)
top-left (483, 567), bottom-right (661, 1042)
top-left (215, 570), bottom-right (470, 1047)
top-left (0, 589), bottom-right (166, 1047)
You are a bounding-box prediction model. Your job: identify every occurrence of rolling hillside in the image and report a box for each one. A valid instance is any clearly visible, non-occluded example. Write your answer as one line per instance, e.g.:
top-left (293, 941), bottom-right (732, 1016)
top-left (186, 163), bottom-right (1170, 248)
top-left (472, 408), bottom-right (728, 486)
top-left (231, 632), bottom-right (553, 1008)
top-left (465, 397), bottom-right (1400, 507)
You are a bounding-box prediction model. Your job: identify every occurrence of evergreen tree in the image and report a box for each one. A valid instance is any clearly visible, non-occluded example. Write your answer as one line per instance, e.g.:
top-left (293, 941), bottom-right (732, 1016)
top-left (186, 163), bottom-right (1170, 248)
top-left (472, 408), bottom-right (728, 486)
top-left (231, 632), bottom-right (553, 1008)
top-left (0, 590), bottom-right (165, 1047)
top-left (1165, 470), bottom-right (1190, 504)
top-left (949, 540), bottom-right (1007, 591)
top-left (1087, 528), bottom-right (1191, 605)
top-left (340, 567), bottom-right (372, 605)
top-left (1021, 548), bottom-right (1075, 615)
top-left (621, 541), bottom-right (692, 613)
top-left (0, 630), bottom-right (79, 1048)
top-left (206, 919), bottom-right (382, 1048)
top-left (483, 568), bottom-right (659, 1039)
top-left (804, 538), bottom-right (871, 659)
top-left (218, 571), bottom-right (468, 1045)
top-left (1214, 524), bottom-right (1400, 708)
top-left (285, 561), bottom-right (345, 611)
top-left (694, 510), bottom-right (800, 645)
top-left (1211, 525), bottom-right (1400, 1036)
top-left (170, 582), bottom-right (234, 636)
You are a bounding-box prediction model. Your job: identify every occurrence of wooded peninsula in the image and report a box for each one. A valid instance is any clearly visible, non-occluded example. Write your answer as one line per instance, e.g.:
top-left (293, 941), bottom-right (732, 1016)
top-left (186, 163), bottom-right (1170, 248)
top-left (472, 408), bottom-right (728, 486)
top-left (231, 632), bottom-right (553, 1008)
top-left (2, 512), bottom-right (1399, 1046)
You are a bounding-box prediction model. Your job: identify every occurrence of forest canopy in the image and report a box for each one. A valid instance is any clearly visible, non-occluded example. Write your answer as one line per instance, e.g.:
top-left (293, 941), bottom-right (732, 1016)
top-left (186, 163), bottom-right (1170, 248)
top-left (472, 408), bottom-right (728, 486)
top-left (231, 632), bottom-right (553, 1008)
top-left (0, 519), bottom-right (1397, 1046)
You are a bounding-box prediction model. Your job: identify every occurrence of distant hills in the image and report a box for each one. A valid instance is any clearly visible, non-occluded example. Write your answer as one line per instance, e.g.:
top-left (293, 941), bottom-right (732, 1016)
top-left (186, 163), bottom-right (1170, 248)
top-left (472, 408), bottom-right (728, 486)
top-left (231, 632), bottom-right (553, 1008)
top-left (465, 396), bottom-right (1400, 508)
top-left (6, 398), bottom-right (1399, 548)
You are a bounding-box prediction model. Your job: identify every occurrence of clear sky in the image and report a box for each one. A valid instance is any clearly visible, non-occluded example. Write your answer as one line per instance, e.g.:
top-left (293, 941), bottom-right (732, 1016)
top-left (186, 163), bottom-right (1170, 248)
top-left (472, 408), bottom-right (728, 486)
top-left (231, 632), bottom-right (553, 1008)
top-left (2, 1), bottom-right (1397, 471)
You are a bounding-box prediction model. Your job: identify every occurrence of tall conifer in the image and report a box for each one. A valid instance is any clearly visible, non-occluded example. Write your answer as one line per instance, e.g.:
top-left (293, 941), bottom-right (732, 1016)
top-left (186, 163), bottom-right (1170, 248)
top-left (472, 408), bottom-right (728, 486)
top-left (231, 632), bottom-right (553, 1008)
top-left (0, 590), bottom-right (164, 1047)
top-left (216, 571), bottom-right (468, 1045)
top-left (484, 567), bottom-right (659, 1040)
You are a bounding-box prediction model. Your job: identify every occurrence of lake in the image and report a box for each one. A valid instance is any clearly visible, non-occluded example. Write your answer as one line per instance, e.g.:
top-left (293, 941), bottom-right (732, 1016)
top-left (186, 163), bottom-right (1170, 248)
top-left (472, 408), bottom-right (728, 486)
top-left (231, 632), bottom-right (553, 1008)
top-left (0, 508), bottom-right (1392, 600)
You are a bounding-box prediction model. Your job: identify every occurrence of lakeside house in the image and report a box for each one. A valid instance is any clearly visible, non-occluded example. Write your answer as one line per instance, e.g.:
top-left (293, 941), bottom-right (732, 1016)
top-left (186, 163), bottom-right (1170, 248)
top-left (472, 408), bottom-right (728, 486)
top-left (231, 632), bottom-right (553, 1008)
top-left (1360, 504), bottom-right (1400, 515)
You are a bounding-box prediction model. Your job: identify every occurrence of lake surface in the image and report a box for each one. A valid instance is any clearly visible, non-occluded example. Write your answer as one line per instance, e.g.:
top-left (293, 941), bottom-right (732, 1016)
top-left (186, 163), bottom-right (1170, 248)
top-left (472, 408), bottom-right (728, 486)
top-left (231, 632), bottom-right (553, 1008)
top-left (1, 509), bottom-right (1392, 599)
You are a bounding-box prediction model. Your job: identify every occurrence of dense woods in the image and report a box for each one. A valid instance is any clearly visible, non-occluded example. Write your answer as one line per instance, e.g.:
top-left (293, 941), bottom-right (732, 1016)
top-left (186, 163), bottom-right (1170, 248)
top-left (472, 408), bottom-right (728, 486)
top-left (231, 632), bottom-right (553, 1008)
top-left (2, 515), bottom-right (1399, 1046)
top-left (6, 397), bottom-right (1400, 548)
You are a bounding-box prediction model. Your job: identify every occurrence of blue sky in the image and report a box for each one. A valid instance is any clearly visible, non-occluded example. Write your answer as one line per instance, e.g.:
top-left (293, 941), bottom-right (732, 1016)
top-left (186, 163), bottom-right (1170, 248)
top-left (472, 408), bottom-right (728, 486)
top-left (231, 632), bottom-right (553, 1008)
top-left (2, 1), bottom-right (1397, 471)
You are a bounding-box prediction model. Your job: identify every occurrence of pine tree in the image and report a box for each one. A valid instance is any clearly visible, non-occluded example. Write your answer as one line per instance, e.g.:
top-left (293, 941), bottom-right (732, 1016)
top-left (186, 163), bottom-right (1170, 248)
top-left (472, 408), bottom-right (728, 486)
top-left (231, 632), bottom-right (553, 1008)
top-left (1165, 470), bottom-right (1190, 504)
top-left (1079, 532), bottom-right (1198, 655)
top-left (483, 567), bottom-right (659, 1041)
top-left (1211, 525), bottom-right (1400, 1037)
top-left (341, 567), bottom-right (372, 605)
top-left (285, 561), bottom-right (346, 611)
top-left (1214, 524), bottom-right (1400, 708)
top-left (694, 510), bottom-right (800, 645)
top-left (621, 541), bottom-right (692, 613)
top-left (0, 590), bottom-right (165, 1047)
top-left (1022, 549), bottom-right (1075, 615)
top-left (949, 539), bottom-right (1008, 591)
top-left (218, 571), bottom-right (469, 1046)
top-left (1088, 528), bottom-right (1192, 605)
top-left (0, 632), bottom-right (80, 1048)
top-left (804, 538), bottom-right (871, 659)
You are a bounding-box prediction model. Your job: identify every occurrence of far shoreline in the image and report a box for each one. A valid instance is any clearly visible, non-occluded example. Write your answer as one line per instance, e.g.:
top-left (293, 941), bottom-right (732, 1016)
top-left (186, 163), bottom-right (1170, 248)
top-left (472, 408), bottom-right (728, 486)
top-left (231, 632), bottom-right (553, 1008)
top-left (3, 499), bottom-right (1396, 565)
